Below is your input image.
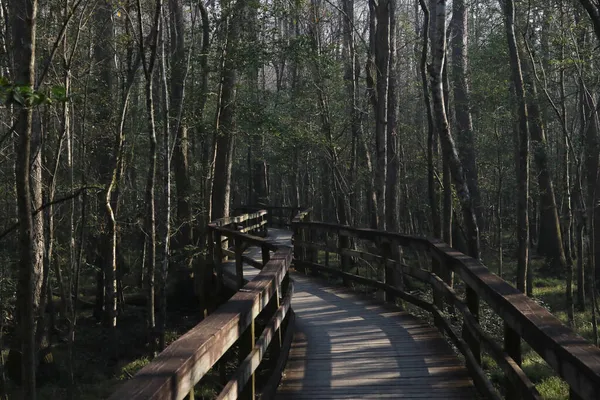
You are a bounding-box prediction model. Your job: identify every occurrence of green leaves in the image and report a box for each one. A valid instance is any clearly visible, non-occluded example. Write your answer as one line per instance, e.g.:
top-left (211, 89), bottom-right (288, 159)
top-left (0, 77), bottom-right (69, 107)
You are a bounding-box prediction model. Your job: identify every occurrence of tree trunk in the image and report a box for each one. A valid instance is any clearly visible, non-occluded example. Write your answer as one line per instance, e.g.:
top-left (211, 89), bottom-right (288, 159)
top-left (520, 52), bottom-right (567, 274)
top-left (450, 0), bottom-right (482, 230)
top-left (582, 85), bottom-right (600, 294)
top-left (503, 0), bottom-right (530, 292)
top-left (373, 0), bottom-right (390, 230)
top-left (418, 0), bottom-right (440, 240)
top-left (211, 0), bottom-right (241, 220)
top-left (442, 57), bottom-right (452, 246)
top-left (169, 0), bottom-right (193, 255)
top-left (91, 0), bottom-right (119, 333)
top-left (385, 0), bottom-right (399, 233)
top-left (11, 0), bottom-right (41, 397)
top-left (431, 0), bottom-right (479, 259)
top-left (159, 5), bottom-right (171, 351)
top-left (137, 0), bottom-right (163, 351)
top-left (579, 0), bottom-right (600, 41)
top-left (342, 0), bottom-right (360, 225)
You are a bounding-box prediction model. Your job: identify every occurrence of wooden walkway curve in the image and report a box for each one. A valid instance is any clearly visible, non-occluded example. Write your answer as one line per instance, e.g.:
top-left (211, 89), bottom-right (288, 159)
top-left (223, 229), bottom-right (477, 399)
top-left (111, 208), bottom-right (600, 400)
top-left (276, 273), bottom-right (477, 399)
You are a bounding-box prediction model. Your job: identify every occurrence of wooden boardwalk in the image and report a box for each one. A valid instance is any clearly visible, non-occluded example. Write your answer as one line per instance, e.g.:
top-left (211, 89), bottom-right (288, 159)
top-left (276, 274), bottom-right (477, 399)
top-left (222, 228), bottom-right (292, 287)
top-left (224, 229), bottom-right (477, 399)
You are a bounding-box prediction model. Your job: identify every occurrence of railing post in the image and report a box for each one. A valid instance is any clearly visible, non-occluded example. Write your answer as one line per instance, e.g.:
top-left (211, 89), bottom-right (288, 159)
top-left (239, 319), bottom-right (256, 400)
top-left (339, 232), bottom-right (350, 286)
top-left (214, 231), bottom-right (223, 292)
top-left (262, 244), bottom-right (270, 267)
top-left (264, 212), bottom-right (268, 236)
top-left (464, 286), bottom-right (481, 364)
top-left (293, 223), bottom-right (305, 273)
top-left (265, 278), bottom-right (283, 361)
top-left (381, 240), bottom-right (395, 304)
top-left (432, 256), bottom-right (444, 329)
top-left (504, 322), bottom-right (521, 400)
top-left (305, 226), bottom-right (313, 274)
top-left (235, 236), bottom-right (244, 289)
top-left (325, 232), bottom-right (330, 267)
top-left (308, 227), bottom-right (318, 275)
top-left (207, 228), bottom-right (214, 261)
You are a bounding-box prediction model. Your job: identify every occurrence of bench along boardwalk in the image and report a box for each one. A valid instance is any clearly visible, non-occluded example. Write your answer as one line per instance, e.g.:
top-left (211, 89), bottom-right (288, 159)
top-left (110, 207), bottom-right (600, 400)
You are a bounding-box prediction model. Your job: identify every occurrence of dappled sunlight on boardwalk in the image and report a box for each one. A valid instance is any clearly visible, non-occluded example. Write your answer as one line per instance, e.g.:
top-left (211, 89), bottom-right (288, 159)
top-left (276, 273), bottom-right (477, 399)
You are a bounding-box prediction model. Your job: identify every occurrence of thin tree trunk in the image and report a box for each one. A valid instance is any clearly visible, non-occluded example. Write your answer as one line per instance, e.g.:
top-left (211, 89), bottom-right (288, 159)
top-left (503, 0), bottom-right (529, 292)
top-left (137, 0), bottom-right (163, 351)
top-left (342, 0), bottom-right (360, 225)
top-left (579, 0), bottom-right (600, 41)
top-left (373, 0), bottom-right (390, 230)
top-left (418, 0), bottom-right (440, 239)
top-left (211, 0), bottom-right (240, 221)
top-left (159, 6), bottom-right (171, 351)
top-left (11, 0), bottom-right (41, 397)
top-left (169, 0), bottom-right (192, 256)
top-left (386, 0), bottom-right (399, 233)
top-left (431, 0), bottom-right (479, 259)
top-left (442, 56), bottom-right (452, 247)
top-left (496, 128), bottom-right (504, 278)
top-left (556, 11), bottom-right (573, 322)
top-left (521, 47), bottom-right (567, 275)
top-left (450, 0), bottom-right (482, 231)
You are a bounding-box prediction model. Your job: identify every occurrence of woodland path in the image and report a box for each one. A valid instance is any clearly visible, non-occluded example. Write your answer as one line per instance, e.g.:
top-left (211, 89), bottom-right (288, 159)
top-left (224, 229), bottom-right (477, 399)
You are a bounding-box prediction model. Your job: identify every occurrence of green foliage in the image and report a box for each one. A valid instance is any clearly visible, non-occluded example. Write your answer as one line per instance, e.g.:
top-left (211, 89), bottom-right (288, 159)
top-left (536, 376), bottom-right (570, 399)
top-left (0, 77), bottom-right (68, 107)
top-left (118, 357), bottom-right (150, 380)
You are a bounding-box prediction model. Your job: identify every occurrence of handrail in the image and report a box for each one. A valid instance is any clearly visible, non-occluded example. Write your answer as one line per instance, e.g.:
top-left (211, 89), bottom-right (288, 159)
top-left (235, 205), bottom-right (306, 228)
top-left (110, 208), bottom-right (310, 400)
top-left (292, 220), bottom-right (600, 400)
top-left (207, 209), bottom-right (271, 289)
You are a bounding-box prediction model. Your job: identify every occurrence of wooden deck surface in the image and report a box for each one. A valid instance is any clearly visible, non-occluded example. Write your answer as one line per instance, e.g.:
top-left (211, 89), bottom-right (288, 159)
top-left (223, 229), bottom-right (477, 399)
top-left (275, 273), bottom-right (478, 399)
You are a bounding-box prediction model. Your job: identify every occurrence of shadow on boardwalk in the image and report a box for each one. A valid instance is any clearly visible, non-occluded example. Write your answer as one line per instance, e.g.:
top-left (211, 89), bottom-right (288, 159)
top-left (276, 273), bottom-right (477, 399)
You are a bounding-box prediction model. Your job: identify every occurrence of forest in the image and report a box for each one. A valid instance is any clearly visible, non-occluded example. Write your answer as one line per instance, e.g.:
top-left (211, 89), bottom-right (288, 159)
top-left (1, 0), bottom-right (600, 399)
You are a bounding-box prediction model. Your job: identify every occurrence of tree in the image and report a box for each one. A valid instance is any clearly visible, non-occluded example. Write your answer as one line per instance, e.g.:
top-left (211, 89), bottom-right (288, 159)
top-left (450, 0), bottom-right (482, 230)
top-left (385, 0), bottom-right (399, 233)
top-left (137, 0), bottom-right (163, 350)
top-left (10, 0), bottom-right (42, 397)
top-left (169, 0), bottom-right (193, 255)
top-left (579, 0), bottom-right (600, 40)
top-left (503, 0), bottom-right (529, 293)
top-left (372, 0), bottom-right (390, 230)
top-left (419, 0), bottom-right (441, 240)
top-left (211, 0), bottom-right (242, 221)
top-left (430, 0), bottom-right (480, 259)
top-left (521, 33), bottom-right (567, 276)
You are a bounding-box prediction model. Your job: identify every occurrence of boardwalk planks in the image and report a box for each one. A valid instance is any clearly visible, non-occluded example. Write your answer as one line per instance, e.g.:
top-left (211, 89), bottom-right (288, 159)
top-left (276, 275), bottom-right (477, 399)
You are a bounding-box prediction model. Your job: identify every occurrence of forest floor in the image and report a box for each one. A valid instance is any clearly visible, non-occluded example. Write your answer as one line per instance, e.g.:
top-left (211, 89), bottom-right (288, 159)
top-left (1, 250), bottom-right (592, 400)
top-left (478, 253), bottom-right (591, 400)
top-left (0, 273), bottom-right (227, 400)
top-left (0, 270), bottom-right (284, 400)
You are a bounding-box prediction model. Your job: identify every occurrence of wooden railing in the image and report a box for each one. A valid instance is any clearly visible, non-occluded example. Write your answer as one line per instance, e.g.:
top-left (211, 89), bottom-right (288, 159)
top-left (208, 209), bottom-right (273, 290)
top-left (109, 208), bottom-right (309, 400)
top-left (234, 205), bottom-right (305, 228)
top-left (292, 220), bottom-right (600, 400)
